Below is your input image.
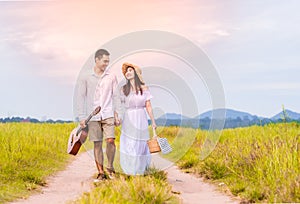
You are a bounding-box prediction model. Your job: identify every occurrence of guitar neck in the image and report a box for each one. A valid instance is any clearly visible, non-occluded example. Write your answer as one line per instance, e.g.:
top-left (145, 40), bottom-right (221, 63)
top-left (84, 112), bottom-right (94, 125)
top-left (76, 112), bottom-right (95, 136)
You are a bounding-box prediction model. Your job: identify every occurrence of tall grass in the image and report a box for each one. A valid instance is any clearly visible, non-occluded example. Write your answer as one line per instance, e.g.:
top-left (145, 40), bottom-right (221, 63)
top-left (0, 123), bottom-right (75, 203)
top-left (0, 123), bottom-right (178, 204)
top-left (3, 122), bottom-right (298, 203)
top-left (72, 127), bottom-right (180, 204)
top-left (176, 123), bottom-right (300, 203)
top-left (73, 168), bottom-right (179, 204)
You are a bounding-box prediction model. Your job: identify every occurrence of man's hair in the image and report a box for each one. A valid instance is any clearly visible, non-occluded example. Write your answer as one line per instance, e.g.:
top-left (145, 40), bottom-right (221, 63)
top-left (95, 49), bottom-right (110, 61)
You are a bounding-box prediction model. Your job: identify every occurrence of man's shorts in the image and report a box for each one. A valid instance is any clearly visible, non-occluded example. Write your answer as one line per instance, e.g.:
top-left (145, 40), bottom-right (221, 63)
top-left (88, 117), bottom-right (115, 142)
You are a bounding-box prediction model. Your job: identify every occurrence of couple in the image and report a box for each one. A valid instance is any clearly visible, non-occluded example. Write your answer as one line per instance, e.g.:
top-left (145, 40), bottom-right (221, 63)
top-left (76, 49), bottom-right (156, 181)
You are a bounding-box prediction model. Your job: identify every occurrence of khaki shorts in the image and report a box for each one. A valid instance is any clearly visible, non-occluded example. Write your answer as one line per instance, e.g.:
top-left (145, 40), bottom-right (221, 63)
top-left (88, 117), bottom-right (115, 142)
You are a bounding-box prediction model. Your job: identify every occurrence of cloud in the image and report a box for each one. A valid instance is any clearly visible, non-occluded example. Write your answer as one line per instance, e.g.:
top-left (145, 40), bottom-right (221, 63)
top-left (231, 82), bottom-right (300, 92)
top-left (0, 0), bottom-right (234, 85)
top-left (213, 29), bottom-right (230, 36)
top-left (258, 82), bottom-right (300, 91)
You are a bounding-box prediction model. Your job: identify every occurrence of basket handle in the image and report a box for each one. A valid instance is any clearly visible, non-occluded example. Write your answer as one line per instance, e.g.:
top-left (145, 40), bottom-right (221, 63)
top-left (152, 127), bottom-right (158, 138)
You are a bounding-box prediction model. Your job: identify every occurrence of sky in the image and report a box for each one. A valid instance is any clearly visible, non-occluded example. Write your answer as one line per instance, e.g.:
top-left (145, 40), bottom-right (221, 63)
top-left (0, 0), bottom-right (299, 120)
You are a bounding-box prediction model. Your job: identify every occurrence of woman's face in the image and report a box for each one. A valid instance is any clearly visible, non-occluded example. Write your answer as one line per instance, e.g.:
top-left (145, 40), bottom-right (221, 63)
top-left (125, 67), bottom-right (135, 80)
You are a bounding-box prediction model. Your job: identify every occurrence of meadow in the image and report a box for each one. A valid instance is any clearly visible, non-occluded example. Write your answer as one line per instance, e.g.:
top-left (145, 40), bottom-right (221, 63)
top-left (0, 123), bottom-right (76, 203)
top-left (73, 168), bottom-right (179, 204)
top-left (0, 123), bottom-right (178, 204)
top-left (169, 123), bottom-right (300, 203)
top-left (0, 122), bottom-right (299, 203)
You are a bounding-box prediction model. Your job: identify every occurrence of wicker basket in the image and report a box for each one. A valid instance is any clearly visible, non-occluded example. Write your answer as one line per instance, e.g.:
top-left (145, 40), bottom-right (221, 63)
top-left (147, 138), bottom-right (161, 153)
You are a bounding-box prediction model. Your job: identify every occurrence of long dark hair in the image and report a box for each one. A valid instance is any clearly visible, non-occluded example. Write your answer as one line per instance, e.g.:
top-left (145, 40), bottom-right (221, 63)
top-left (123, 67), bottom-right (145, 96)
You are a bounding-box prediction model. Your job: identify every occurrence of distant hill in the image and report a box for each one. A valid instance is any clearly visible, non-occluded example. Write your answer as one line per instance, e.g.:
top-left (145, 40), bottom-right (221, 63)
top-left (157, 108), bottom-right (300, 121)
top-left (157, 109), bottom-right (258, 120)
top-left (0, 117), bottom-right (72, 123)
top-left (2, 108), bottom-right (300, 129)
top-left (157, 113), bottom-right (190, 120)
top-left (154, 108), bottom-right (300, 129)
top-left (271, 109), bottom-right (300, 120)
top-left (196, 108), bottom-right (259, 120)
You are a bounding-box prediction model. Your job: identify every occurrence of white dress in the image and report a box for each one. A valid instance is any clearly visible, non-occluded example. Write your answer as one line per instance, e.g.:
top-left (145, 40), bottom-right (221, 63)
top-left (120, 90), bottom-right (152, 175)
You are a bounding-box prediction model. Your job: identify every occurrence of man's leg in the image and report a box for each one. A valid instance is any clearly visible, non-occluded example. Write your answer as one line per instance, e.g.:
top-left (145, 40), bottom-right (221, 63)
top-left (88, 121), bottom-right (105, 180)
top-left (94, 141), bottom-right (104, 174)
top-left (102, 117), bottom-right (116, 176)
top-left (106, 138), bottom-right (116, 171)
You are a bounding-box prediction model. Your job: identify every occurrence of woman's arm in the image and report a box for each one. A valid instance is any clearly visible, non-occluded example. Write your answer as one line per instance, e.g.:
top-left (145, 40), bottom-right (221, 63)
top-left (145, 100), bottom-right (157, 129)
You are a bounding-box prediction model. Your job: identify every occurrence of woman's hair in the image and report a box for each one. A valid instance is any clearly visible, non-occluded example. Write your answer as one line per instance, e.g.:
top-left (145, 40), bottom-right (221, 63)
top-left (123, 67), bottom-right (145, 96)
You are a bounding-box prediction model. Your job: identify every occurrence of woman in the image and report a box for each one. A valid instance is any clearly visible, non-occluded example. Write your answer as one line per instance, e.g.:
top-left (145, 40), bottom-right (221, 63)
top-left (119, 62), bottom-right (157, 175)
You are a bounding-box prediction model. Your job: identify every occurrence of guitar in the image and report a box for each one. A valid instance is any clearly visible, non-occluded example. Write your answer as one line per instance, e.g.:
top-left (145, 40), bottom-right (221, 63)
top-left (67, 106), bottom-right (101, 155)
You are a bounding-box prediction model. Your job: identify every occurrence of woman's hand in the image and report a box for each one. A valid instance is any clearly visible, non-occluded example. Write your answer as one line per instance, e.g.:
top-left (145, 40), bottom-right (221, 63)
top-left (152, 123), bottom-right (157, 130)
top-left (151, 122), bottom-right (157, 138)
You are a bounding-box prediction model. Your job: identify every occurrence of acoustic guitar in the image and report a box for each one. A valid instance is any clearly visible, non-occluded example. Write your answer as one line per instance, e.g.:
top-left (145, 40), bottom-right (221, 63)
top-left (67, 106), bottom-right (101, 155)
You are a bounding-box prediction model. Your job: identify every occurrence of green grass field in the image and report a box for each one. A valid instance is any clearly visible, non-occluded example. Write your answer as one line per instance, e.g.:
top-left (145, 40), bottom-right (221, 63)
top-left (74, 168), bottom-right (179, 204)
top-left (0, 123), bottom-right (76, 203)
top-left (0, 123), bottom-right (178, 204)
top-left (174, 123), bottom-right (300, 203)
top-left (1, 122), bottom-right (299, 203)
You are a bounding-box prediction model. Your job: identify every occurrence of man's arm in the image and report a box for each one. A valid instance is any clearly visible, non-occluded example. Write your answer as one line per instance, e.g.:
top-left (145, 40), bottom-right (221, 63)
top-left (112, 75), bottom-right (122, 125)
top-left (76, 76), bottom-right (87, 122)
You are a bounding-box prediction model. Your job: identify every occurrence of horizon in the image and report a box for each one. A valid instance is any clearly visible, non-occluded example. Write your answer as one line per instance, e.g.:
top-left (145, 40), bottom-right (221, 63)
top-left (1, 1), bottom-right (299, 121)
top-left (2, 107), bottom-right (298, 121)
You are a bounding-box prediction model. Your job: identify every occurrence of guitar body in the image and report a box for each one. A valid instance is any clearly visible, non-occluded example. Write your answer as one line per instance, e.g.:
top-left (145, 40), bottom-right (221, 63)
top-left (67, 126), bottom-right (88, 155)
top-left (67, 106), bottom-right (101, 156)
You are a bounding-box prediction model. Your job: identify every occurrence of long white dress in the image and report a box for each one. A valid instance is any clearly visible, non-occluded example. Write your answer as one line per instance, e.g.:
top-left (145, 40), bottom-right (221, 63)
top-left (120, 90), bottom-right (152, 175)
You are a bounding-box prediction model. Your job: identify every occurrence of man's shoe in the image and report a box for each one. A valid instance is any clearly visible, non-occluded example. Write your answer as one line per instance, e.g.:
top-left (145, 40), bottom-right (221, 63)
top-left (93, 173), bottom-right (105, 183)
top-left (106, 167), bottom-right (115, 179)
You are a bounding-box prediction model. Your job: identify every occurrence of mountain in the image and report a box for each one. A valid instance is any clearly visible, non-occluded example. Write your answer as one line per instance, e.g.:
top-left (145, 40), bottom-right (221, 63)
top-left (271, 109), bottom-right (300, 120)
top-left (157, 109), bottom-right (300, 121)
top-left (153, 108), bottom-right (300, 129)
top-left (2, 109), bottom-right (299, 126)
top-left (157, 113), bottom-right (190, 120)
top-left (196, 108), bottom-right (259, 120)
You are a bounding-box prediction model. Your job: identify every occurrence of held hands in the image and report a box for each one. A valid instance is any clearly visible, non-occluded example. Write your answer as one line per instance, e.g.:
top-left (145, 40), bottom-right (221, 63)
top-left (114, 111), bottom-right (121, 126)
top-left (114, 117), bottom-right (122, 126)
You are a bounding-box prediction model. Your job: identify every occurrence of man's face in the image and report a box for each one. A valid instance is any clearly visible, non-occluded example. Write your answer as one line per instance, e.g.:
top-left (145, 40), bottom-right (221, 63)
top-left (96, 54), bottom-right (110, 71)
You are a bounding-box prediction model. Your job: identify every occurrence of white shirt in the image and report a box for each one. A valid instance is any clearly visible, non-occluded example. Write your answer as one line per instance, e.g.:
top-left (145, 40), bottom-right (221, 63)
top-left (76, 73), bottom-right (99, 121)
top-left (93, 69), bottom-right (120, 121)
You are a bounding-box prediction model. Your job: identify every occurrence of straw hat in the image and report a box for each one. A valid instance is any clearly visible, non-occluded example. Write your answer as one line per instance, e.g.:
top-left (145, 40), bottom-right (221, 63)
top-left (122, 62), bottom-right (144, 83)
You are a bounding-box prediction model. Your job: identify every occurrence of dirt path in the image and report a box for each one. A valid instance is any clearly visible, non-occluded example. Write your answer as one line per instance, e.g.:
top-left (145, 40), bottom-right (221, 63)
top-left (11, 151), bottom-right (97, 204)
top-left (151, 154), bottom-right (239, 204)
top-left (166, 166), bottom-right (239, 204)
top-left (11, 151), bottom-right (239, 204)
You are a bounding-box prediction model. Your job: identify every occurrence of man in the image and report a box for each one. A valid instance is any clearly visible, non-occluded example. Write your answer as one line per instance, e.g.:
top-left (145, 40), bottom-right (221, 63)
top-left (77, 49), bottom-right (120, 181)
